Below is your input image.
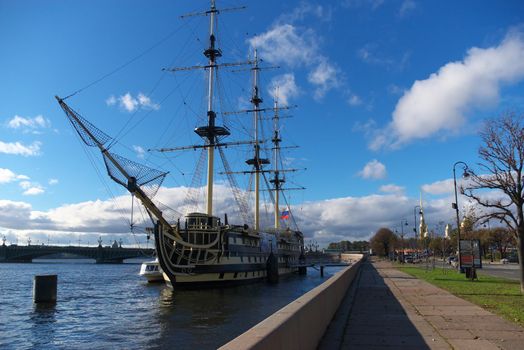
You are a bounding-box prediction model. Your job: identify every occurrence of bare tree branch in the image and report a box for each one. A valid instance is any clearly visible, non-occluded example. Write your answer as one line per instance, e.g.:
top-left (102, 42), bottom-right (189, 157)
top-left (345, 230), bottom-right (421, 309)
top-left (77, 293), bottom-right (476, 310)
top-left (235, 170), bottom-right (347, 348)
top-left (463, 111), bottom-right (524, 292)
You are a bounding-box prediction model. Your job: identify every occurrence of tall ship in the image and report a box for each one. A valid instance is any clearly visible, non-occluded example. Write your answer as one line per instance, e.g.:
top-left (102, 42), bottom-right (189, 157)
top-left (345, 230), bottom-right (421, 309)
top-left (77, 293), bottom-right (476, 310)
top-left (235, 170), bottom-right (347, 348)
top-left (56, 0), bottom-right (305, 287)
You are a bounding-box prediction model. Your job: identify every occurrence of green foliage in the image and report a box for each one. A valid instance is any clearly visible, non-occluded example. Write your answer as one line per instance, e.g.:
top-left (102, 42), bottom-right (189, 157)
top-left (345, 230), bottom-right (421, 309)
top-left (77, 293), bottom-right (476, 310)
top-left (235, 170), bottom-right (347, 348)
top-left (398, 266), bottom-right (524, 327)
top-left (326, 240), bottom-right (369, 252)
top-left (370, 228), bottom-right (397, 257)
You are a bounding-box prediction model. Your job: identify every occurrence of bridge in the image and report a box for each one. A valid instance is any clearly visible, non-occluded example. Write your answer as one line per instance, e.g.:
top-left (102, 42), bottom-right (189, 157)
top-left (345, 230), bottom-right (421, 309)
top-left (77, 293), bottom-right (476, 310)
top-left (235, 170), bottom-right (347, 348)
top-left (0, 243), bottom-right (154, 263)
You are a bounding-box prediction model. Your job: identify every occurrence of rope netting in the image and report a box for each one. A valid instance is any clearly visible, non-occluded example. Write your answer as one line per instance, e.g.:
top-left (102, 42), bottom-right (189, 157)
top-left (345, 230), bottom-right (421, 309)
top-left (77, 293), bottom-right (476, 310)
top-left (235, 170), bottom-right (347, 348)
top-left (61, 104), bottom-right (112, 147)
top-left (154, 200), bottom-right (183, 224)
top-left (103, 152), bottom-right (167, 199)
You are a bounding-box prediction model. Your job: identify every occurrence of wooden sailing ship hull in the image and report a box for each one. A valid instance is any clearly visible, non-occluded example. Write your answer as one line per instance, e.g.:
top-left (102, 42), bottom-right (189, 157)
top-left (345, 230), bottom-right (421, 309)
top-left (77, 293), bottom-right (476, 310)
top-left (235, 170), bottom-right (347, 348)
top-left (154, 213), bottom-right (304, 287)
top-left (56, 1), bottom-right (306, 290)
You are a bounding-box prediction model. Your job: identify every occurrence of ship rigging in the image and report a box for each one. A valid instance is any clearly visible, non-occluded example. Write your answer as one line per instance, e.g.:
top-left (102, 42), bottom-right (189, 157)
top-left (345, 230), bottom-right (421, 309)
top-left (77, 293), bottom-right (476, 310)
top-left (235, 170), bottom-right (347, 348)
top-left (56, 0), bottom-right (305, 287)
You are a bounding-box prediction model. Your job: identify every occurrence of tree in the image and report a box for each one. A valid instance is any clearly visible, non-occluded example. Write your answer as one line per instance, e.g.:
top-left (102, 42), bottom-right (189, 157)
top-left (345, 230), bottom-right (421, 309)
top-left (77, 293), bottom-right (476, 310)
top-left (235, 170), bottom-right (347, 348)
top-left (462, 112), bottom-right (524, 292)
top-left (429, 236), bottom-right (445, 257)
top-left (327, 242), bottom-right (340, 250)
top-left (326, 240), bottom-right (370, 252)
top-left (370, 228), bottom-right (397, 257)
top-left (476, 229), bottom-right (492, 258)
top-left (352, 240), bottom-right (370, 253)
top-left (488, 227), bottom-right (516, 259)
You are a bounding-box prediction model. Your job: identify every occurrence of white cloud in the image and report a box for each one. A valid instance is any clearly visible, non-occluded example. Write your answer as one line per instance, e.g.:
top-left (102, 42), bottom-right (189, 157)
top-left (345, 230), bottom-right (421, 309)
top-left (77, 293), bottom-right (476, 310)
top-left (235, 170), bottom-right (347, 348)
top-left (23, 186), bottom-right (44, 196)
top-left (268, 74), bottom-right (300, 105)
top-left (421, 179), bottom-right (455, 195)
top-left (358, 159), bottom-right (387, 180)
top-left (19, 180), bottom-right (44, 195)
top-left (133, 145), bottom-right (146, 159)
top-left (19, 181), bottom-right (32, 190)
top-left (399, 0), bottom-right (416, 17)
top-left (119, 93), bottom-right (139, 112)
top-left (249, 24), bottom-right (318, 67)
top-left (358, 44), bottom-right (395, 67)
top-left (379, 184), bottom-right (405, 194)
top-left (137, 93), bottom-right (160, 110)
top-left (7, 115), bottom-right (50, 132)
top-left (48, 179), bottom-right (59, 185)
top-left (348, 94), bottom-right (362, 106)
top-left (0, 168), bottom-right (18, 184)
top-left (0, 200), bottom-right (34, 229)
top-left (249, 20), bottom-right (341, 100)
top-left (342, 0), bottom-right (384, 10)
top-left (372, 29), bottom-right (524, 149)
top-left (277, 3), bottom-right (332, 24)
top-left (106, 95), bottom-right (117, 106)
top-left (308, 60), bottom-right (341, 99)
top-left (297, 194), bottom-right (418, 245)
top-left (0, 140), bottom-right (41, 156)
top-left (421, 177), bottom-right (475, 196)
top-left (108, 92), bottom-right (160, 113)
top-left (0, 182), bottom-right (480, 247)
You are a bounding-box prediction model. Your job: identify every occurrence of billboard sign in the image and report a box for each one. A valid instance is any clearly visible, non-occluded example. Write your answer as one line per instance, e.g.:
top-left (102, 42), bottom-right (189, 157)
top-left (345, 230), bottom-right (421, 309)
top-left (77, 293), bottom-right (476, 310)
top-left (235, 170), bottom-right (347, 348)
top-left (459, 239), bottom-right (482, 268)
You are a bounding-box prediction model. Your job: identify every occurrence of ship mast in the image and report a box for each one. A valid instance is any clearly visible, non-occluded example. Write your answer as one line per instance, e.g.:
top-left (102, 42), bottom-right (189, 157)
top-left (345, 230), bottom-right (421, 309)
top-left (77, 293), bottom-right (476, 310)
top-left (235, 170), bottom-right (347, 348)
top-left (205, 0), bottom-right (217, 217)
top-left (199, 0), bottom-right (228, 217)
top-left (268, 101), bottom-right (305, 230)
top-left (153, 1), bottom-right (250, 219)
top-left (246, 50), bottom-right (269, 231)
top-left (271, 100), bottom-right (284, 229)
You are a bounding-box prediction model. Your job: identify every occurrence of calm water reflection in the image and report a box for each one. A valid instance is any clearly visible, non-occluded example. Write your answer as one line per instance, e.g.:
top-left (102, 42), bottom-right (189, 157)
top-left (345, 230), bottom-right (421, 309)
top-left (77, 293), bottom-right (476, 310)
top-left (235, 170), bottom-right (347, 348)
top-left (0, 259), bottom-right (342, 349)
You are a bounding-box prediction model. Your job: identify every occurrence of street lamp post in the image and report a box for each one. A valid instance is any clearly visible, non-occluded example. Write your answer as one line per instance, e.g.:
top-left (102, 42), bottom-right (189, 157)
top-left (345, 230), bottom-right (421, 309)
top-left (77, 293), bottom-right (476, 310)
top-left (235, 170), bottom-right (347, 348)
top-left (400, 219), bottom-right (409, 262)
top-left (453, 161), bottom-right (470, 273)
top-left (413, 205), bottom-right (421, 260)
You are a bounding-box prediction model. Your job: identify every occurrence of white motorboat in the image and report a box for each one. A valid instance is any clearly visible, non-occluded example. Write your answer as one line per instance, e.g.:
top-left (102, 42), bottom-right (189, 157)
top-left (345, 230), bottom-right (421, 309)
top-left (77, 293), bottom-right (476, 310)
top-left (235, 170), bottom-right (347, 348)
top-left (139, 259), bottom-right (164, 283)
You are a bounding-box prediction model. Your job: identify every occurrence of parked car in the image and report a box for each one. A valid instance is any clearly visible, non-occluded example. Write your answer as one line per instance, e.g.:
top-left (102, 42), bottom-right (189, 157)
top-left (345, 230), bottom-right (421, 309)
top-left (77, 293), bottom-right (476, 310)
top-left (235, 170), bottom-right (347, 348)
top-left (446, 256), bottom-right (456, 265)
top-left (451, 259), bottom-right (459, 268)
top-left (501, 258), bottom-right (509, 264)
top-left (508, 255), bottom-right (519, 263)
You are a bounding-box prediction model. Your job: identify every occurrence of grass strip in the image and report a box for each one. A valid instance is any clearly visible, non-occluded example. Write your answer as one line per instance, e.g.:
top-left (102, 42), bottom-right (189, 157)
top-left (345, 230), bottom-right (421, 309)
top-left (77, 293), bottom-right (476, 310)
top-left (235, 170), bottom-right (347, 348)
top-left (397, 265), bottom-right (524, 328)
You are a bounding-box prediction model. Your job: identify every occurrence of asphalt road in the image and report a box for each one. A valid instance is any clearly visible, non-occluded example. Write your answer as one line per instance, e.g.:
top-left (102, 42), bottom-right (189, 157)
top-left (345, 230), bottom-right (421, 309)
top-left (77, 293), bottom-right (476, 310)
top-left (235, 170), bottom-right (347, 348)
top-left (478, 262), bottom-right (520, 281)
top-left (422, 259), bottom-right (520, 281)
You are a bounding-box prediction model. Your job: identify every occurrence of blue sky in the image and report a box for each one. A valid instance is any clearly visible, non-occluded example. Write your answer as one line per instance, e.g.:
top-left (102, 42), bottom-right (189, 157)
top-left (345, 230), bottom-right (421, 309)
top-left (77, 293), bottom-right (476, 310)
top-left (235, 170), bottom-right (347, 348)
top-left (1, 0), bottom-right (524, 247)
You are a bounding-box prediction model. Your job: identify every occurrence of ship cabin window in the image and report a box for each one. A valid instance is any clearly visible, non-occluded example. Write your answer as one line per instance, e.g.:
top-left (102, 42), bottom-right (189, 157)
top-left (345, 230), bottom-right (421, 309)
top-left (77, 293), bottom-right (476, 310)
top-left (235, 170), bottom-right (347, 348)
top-left (187, 216), bottom-right (219, 230)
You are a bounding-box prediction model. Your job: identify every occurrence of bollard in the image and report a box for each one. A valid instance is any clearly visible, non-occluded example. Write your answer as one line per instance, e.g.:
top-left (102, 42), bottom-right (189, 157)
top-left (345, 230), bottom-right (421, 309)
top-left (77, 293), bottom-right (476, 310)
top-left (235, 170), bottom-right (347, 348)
top-left (320, 265), bottom-right (324, 277)
top-left (33, 275), bottom-right (57, 303)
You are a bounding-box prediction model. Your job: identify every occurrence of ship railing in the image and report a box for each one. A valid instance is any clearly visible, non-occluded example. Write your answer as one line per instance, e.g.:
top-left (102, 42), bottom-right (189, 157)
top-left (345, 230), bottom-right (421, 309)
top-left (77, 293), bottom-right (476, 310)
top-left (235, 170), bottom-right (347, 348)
top-left (176, 229), bottom-right (221, 248)
top-left (187, 223), bottom-right (217, 230)
top-left (174, 243), bottom-right (220, 266)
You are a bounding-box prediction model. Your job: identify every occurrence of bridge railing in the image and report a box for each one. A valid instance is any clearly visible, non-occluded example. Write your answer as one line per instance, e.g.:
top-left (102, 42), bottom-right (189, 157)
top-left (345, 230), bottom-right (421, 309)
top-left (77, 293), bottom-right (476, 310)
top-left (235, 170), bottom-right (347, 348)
top-left (0, 245), bottom-right (155, 263)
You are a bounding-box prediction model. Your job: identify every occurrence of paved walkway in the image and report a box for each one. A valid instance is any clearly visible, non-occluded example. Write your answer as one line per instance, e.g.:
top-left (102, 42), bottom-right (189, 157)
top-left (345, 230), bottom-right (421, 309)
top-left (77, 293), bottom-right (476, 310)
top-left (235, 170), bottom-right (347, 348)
top-left (320, 259), bottom-right (524, 350)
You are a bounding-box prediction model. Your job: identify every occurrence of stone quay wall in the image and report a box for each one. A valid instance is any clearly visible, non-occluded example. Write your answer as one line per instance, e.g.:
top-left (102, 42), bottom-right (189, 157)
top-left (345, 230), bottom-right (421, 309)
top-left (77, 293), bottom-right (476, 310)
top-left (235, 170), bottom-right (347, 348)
top-left (220, 254), bottom-right (364, 350)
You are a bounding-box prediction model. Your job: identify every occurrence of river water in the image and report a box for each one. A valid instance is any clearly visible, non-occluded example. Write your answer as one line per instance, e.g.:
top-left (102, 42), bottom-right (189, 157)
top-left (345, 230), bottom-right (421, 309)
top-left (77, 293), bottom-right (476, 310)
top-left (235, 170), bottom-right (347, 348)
top-left (0, 259), bottom-right (342, 350)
